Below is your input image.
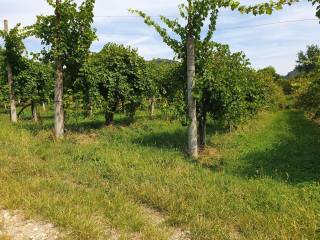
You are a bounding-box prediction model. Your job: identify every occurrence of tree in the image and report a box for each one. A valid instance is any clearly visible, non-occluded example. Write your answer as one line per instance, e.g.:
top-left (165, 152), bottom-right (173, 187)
top-left (130, 0), bottom-right (297, 157)
top-left (257, 66), bottom-right (281, 80)
top-left (145, 59), bottom-right (183, 118)
top-left (0, 21), bottom-right (27, 123)
top-left (255, 67), bottom-right (288, 110)
top-left (14, 56), bottom-right (54, 122)
top-left (145, 60), bottom-right (161, 117)
top-left (296, 45), bottom-right (320, 73)
top-left (78, 43), bottom-right (147, 125)
top-left (33, 0), bottom-right (96, 138)
top-left (292, 44), bottom-right (320, 118)
top-left (297, 74), bottom-right (320, 118)
top-left (195, 43), bottom-right (285, 148)
top-left (196, 43), bottom-right (251, 147)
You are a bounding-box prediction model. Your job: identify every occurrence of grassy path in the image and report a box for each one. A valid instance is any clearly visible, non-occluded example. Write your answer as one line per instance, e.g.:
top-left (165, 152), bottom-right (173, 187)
top-left (0, 110), bottom-right (319, 239)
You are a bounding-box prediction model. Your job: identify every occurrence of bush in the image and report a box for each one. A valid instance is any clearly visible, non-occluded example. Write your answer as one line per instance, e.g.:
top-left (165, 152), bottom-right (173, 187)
top-left (78, 43), bottom-right (148, 124)
top-left (296, 73), bottom-right (320, 118)
top-left (196, 44), bottom-right (284, 129)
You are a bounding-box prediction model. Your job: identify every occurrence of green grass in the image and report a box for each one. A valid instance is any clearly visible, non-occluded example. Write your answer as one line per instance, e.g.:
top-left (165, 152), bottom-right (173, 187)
top-left (0, 110), bottom-right (319, 239)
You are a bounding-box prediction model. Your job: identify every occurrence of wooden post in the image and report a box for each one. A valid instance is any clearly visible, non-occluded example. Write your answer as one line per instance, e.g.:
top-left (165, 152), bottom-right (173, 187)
top-left (4, 19), bottom-right (18, 123)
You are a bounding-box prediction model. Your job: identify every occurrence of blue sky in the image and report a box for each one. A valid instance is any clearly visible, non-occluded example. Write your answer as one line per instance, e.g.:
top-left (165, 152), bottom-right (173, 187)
top-left (0, 0), bottom-right (319, 75)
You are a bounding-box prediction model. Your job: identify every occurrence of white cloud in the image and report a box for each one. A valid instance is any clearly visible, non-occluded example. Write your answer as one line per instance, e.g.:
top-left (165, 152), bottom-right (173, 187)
top-left (128, 36), bottom-right (151, 46)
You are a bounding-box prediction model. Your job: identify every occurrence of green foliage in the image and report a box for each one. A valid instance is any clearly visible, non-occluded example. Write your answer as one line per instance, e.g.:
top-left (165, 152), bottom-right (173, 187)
top-left (130, 0), bottom-right (298, 137)
top-left (0, 22), bottom-right (54, 112)
top-left (78, 43), bottom-right (148, 123)
top-left (256, 66), bottom-right (281, 80)
top-left (0, 24), bottom-right (28, 112)
top-left (288, 45), bottom-right (320, 118)
top-left (296, 44), bottom-right (320, 74)
top-left (0, 23), bottom-right (27, 75)
top-left (196, 44), bottom-right (283, 128)
top-left (145, 59), bottom-right (185, 118)
top-left (33, 0), bottom-right (96, 84)
top-left (296, 73), bottom-right (320, 118)
top-left (256, 68), bottom-right (288, 110)
top-left (14, 57), bottom-right (54, 105)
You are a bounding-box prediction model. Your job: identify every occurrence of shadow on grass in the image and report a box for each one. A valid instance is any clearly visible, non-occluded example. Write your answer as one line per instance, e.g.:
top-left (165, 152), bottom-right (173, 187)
top-left (131, 120), bottom-right (228, 153)
top-left (19, 116), bottom-right (54, 135)
top-left (66, 120), bottom-right (105, 133)
top-left (133, 128), bottom-right (188, 152)
top-left (20, 118), bottom-right (105, 135)
top-left (237, 111), bottom-right (320, 184)
top-left (19, 111), bottom-right (142, 135)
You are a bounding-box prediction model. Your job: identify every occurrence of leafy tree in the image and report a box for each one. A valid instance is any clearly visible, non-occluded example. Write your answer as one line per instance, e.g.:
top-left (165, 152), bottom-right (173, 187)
top-left (195, 43), bottom-right (283, 148)
top-left (33, 0), bottom-right (96, 138)
top-left (297, 73), bottom-right (320, 118)
top-left (145, 60), bottom-right (163, 117)
top-left (14, 57), bottom-right (54, 121)
top-left (288, 44), bottom-right (320, 117)
top-left (145, 59), bottom-right (183, 117)
top-left (196, 44), bottom-right (249, 145)
top-left (78, 43), bottom-right (147, 125)
top-left (257, 66), bottom-right (281, 80)
top-left (74, 53), bottom-right (102, 118)
top-left (0, 21), bottom-right (28, 123)
top-left (255, 67), bottom-right (288, 110)
top-left (296, 45), bottom-right (320, 73)
top-left (130, 0), bottom-right (297, 157)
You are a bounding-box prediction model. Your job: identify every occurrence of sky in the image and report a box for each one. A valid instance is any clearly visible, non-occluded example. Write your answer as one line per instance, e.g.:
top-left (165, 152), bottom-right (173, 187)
top-left (0, 0), bottom-right (319, 75)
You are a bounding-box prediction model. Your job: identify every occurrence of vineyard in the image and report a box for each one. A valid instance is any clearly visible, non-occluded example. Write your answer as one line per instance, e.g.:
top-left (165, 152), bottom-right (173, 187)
top-left (0, 0), bottom-right (320, 239)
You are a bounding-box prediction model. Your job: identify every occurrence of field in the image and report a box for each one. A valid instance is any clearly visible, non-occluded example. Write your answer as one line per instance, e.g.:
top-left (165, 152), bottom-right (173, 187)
top-left (0, 110), bottom-right (319, 239)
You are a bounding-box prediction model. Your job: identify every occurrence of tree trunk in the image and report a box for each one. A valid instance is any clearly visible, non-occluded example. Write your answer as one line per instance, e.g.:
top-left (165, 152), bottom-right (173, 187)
top-left (86, 97), bottom-right (93, 118)
top-left (54, 0), bottom-right (64, 138)
top-left (148, 97), bottom-right (155, 118)
top-left (4, 20), bottom-right (17, 124)
top-left (7, 64), bottom-right (17, 123)
top-left (198, 111), bottom-right (207, 150)
top-left (187, 32), bottom-right (198, 158)
top-left (88, 104), bottom-right (93, 118)
top-left (54, 61), bottom-right (64, 138)
top-left (42, 102), bottom-right (46, 111)
top-left (31, 101), bottom-right (38, 122)
top-left (105, 111), bottom-right (114, 126)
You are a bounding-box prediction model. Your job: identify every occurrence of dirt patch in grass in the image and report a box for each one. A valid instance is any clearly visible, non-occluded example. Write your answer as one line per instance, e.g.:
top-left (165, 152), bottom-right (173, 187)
top-left (200, 147), bottom-right (221, 158)
top-left (0, 209), bottom-right (61, 240)
top-left (141, 205), bottom-right (190, 240)
top-left (198, 147), bottom-right (223, 169)
top-left (228, 225), bottom-right (242, 240)
top-left (70, 132), bottom-right (99, 145)
top-left (169, 229), bottom-right (191, 240)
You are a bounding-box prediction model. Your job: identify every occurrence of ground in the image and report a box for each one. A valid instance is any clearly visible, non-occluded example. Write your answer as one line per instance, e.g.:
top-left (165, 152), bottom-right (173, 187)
top-left (0, 209), bottom-right (60, 240)
top-left (0, 110), bottom-right (319, 239)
